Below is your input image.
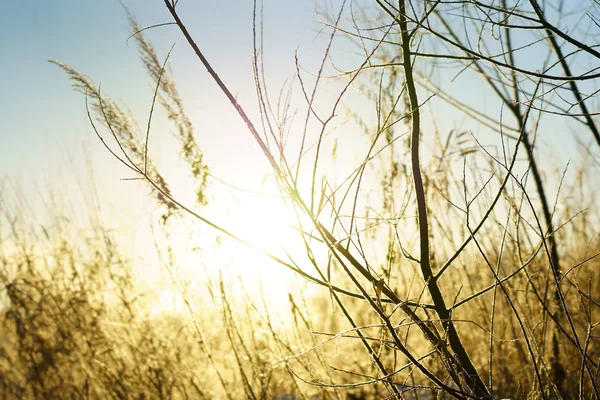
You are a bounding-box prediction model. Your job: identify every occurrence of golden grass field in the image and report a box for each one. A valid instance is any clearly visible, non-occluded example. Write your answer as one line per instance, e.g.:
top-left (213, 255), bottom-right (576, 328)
top-left (2, 1), bottom-right (600, 398)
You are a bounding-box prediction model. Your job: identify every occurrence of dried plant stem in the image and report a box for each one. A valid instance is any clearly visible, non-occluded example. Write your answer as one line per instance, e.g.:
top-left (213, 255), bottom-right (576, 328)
top-left (391, 0), bottom-right (490, 396)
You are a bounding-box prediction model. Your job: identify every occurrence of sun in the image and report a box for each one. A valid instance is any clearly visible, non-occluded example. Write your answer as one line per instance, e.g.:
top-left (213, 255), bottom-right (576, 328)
top-left (155, 171), bottom-right (323, 316)
top-left (217, 187), bottom-right (309, 291)
top-left (148, 185), bottom-right (315, 319)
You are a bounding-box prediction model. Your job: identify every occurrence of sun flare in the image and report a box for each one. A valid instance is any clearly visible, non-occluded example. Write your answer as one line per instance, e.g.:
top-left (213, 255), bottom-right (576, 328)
top-left (216, 186), bottom-right (309, 294)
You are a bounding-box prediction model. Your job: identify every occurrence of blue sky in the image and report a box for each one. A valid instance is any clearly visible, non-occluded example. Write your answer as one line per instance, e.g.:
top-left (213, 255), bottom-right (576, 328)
top-left (1, 0), bottom-right (597, 293)
top-left (0, 0), bottom-right (344, 287)
top-left (0, 1), bottom-right (329, 185)
top-left (1, 0), bottom-right (595, 221)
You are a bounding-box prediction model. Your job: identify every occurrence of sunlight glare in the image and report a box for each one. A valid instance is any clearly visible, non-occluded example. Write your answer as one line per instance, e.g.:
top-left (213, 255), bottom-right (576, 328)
top-left (210, 180), bottom-right (313, 312)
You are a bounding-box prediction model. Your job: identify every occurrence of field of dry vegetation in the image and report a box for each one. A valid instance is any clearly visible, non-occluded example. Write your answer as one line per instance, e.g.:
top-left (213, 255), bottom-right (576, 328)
top-left (1, 1), bottom-right (600, 398)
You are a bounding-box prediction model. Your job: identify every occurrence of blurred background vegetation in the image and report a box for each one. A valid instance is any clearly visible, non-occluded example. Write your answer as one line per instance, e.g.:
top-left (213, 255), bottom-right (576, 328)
top-left (1, 0), bottom-right (599, 398)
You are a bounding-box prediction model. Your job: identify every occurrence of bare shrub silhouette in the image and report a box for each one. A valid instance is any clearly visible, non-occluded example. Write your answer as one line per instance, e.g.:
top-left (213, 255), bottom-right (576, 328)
top-left (1, 0), bottom-right (599, 398)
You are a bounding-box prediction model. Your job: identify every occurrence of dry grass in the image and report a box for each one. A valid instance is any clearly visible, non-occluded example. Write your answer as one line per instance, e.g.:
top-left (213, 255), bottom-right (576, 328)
top-left (3, 2), bottom-right (600, 399)
top-left (0, 152), bottom-right (597, 399)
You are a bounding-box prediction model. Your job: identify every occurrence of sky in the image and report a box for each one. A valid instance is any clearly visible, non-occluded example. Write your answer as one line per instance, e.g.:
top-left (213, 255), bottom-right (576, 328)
top-left (1, 1), bottom-right (598, 298)
top-left (2, 1), bottom-right (592, 195)
top-left (0, 0), bottom-right (356, 300)
top-left (0, 1), bottom-right (341, 238)
top-left (0, 1), bottom-right (324, 178)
